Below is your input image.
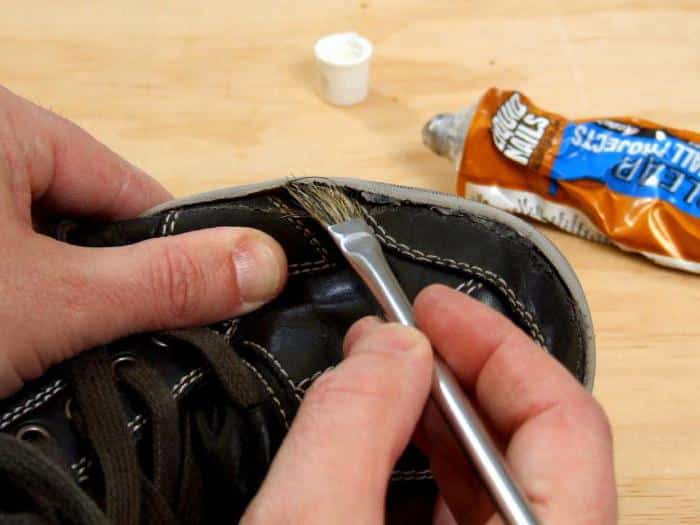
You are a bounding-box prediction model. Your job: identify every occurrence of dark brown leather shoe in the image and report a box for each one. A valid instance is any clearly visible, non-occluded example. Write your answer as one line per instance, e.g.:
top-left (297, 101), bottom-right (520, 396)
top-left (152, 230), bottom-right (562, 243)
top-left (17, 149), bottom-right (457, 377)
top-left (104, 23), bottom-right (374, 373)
top-left (0, 178), bottom-right (594, 524)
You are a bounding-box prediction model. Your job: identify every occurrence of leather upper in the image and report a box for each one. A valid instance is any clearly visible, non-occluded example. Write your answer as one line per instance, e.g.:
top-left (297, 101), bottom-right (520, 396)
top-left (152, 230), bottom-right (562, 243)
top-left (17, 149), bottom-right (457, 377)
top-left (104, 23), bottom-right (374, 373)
top-left (0, 179), bottom-right (594, 523)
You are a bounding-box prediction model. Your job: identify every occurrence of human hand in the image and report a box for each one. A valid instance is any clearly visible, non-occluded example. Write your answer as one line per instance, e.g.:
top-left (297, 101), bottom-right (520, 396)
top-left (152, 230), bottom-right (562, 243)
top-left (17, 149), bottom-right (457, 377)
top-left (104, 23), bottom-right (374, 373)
top-left (0, 86), bottom-right (287, 398)
top-left (242, 284), bottom-right (617, 524)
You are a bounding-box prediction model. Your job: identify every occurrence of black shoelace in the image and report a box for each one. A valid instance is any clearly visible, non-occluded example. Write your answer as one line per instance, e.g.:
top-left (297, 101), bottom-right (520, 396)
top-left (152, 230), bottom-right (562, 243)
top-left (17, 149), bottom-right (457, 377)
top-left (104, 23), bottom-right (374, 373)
top-left (0, 328), bottom-right (270, 525)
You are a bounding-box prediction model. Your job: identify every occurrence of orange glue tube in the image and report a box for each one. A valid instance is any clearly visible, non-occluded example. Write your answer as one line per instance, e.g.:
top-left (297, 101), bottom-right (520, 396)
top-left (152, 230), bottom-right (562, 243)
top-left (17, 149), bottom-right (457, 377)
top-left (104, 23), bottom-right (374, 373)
top-left (423, 88), bottom-right (700, 273)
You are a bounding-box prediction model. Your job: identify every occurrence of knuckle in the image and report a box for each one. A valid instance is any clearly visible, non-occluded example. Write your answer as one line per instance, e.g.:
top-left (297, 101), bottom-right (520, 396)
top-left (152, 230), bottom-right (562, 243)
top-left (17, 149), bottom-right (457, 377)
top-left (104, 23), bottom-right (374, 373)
top-left (151, 243), bottom-right (205, 321)
top-left (586, 397), bottom-right (614, 442)
top-left (356, 323), bottom-right (432, 361)
top-left (343, 316), bottom-right (383, 354)
top-left (556, 394), bottom-right (613, 445)
top-left (346, 315), bottom-right (382, 338)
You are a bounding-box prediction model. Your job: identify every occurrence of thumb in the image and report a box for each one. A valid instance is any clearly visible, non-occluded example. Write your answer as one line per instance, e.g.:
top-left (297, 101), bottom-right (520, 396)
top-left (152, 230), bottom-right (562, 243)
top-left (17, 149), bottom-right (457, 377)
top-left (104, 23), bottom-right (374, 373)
top-left (52, 227), bottom-right (287, 353)
top-left (242, 317), bottom-right (433, 525)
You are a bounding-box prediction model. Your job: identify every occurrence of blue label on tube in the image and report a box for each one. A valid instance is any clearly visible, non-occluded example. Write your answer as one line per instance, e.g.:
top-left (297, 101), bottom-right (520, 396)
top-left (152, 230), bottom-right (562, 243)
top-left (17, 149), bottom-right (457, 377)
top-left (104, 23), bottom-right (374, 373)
top-left (550, 121), bottom-right (700, 218)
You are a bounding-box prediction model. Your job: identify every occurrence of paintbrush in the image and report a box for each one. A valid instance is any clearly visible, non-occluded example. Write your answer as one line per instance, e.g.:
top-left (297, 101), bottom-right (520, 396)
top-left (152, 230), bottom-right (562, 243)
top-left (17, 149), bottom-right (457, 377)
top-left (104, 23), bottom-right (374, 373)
top-left (287, 180), bottom-right (540, 525)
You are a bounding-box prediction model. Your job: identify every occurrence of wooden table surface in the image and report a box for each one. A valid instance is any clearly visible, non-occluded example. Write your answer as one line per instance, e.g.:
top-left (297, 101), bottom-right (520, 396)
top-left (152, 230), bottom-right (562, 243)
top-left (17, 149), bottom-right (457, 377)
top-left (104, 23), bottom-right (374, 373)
top-left (2, 1), bottom-right (699, 522)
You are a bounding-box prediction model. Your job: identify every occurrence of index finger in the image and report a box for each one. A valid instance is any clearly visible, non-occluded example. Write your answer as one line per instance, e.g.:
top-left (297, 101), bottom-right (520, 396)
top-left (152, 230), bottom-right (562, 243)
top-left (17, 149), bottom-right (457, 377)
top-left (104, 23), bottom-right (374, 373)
top-left (414, 283), bottom-right (590, 436)
top-left (0, 85), bottom-right (171, 219)
top-left (414, 284), bottom-right (616, 522)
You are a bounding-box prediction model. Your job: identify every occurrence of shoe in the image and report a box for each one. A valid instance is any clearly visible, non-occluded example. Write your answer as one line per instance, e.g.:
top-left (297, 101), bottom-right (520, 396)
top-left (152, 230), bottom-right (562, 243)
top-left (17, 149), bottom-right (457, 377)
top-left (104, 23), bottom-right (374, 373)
top-left (0, 178), bottom-right (594, 524)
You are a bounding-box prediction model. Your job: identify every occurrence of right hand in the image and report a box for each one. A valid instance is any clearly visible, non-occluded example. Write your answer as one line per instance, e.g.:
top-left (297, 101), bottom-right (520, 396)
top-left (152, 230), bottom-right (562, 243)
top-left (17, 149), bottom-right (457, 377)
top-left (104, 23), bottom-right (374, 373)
top-left (243, 284), bottom-right (617, 524)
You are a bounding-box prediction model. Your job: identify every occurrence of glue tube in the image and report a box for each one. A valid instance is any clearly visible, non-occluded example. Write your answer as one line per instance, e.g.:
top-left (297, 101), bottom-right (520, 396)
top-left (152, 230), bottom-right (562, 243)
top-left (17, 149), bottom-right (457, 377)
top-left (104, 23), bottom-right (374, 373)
top-left (423, 88), bottom-right (700, 274)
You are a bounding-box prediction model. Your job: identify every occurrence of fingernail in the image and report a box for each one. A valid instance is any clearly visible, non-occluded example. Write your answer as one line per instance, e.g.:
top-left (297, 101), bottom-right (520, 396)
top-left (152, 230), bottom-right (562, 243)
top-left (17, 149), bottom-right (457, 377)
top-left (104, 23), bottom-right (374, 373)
top-left (232, 234), bottom-right (285, 309)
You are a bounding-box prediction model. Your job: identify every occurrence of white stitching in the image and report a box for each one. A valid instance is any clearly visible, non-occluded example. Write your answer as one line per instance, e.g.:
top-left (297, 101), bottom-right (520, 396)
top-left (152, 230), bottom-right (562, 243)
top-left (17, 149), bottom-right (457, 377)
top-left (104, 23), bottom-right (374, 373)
top-left (289, 263), bottom-right (334, 275)
top-left (366, 214), bottom-right (545, 344)
top-left (70, 414), bottom-right (147, 484)
top-left (0, 380), bottom-right (66, 430)
top-left (169, 211), bottom-right (179, 235)
top-left (69, 366), bottom-right (206, 484)
top-left (268, 196), bottom-right (335, 276)
top-left (457, 279), bottom-right (484, 295)
top-left (129, 418), bottom-right (146, 434)
top-left (70, 456), bottom-right (89, 473)
top-left (224, 319), bottom-right (240, 342)
top-left (269, 197), bottom-right (330, 260)
top-left (71, 457), bottom-right (91, 483)
top-left (222, 204), bottom-right (278, 214)
top-left (455, 279), bottom-right (475, 293)
top-left (391, 468), bottom-right (434, 481)
top-left (160, 210), bottom-right (180, 237)
top-left (127, 414), bottom-right (147, 432)
top-left (465, 282), bottom-right (483, 296)
top-left (160, 211), bottom-right (174, 236)
top-left (392, 468), bottom-right (432, 476)
top-left (295, 366), bottom-right (335, 395)
top-left (171, 368), bottom-right (205, 398)
top-left (365, 215), bottom-right (547, 348)
top-left (0, 365), bottom-right (202, 457)
top-left (287, 260), bottom-right (328, 269)
top-left (275, 191), bottom-right (543, 345)
top-left (170, 368), bottom-right (203, 400)
top-left (242, 341), bottom-right (301, 401)
top-left (241, 359), bottom-right (289, 429)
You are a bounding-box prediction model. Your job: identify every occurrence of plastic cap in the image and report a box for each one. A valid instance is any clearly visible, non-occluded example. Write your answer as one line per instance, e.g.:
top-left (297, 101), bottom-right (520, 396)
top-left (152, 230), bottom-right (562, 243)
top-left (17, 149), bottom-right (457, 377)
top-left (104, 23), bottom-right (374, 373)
top-left (314, 32), bottom-right (373, 106)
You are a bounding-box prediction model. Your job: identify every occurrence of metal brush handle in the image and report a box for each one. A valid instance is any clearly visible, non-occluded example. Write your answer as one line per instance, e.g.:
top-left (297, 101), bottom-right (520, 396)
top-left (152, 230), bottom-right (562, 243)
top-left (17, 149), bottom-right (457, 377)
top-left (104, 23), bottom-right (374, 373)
top-left (329, 220), bottom-right (540, 525)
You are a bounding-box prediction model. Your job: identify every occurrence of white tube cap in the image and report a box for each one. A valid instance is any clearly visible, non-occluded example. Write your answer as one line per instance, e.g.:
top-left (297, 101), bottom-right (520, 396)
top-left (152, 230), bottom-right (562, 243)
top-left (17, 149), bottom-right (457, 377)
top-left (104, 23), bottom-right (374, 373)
top-left (314, 32), bottom-right (373, 106)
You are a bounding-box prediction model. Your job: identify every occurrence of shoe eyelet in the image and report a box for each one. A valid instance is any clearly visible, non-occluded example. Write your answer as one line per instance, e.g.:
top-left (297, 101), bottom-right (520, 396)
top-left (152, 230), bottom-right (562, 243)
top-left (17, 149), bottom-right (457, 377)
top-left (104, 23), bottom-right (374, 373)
top-left (150, 336), bottom-right (169, 348)
top-left (112, 354), bottom-right (137, 376)
top-left (16, 424), bottom-right (51, 442)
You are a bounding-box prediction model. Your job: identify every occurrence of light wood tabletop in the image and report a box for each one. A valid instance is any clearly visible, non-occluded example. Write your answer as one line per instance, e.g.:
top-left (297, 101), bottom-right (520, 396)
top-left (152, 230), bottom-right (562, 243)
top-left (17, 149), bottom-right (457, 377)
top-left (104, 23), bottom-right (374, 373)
top-left (2, 1), bottom-right (699, 523)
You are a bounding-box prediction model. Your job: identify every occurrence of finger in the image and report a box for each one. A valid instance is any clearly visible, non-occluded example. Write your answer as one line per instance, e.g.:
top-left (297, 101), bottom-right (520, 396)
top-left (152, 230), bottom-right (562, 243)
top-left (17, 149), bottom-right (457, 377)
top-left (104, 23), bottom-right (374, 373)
top-left (0, 85), bottom-right (171, 219)
top-left (342, 315), bottom-right (383, 354)
top-left (8, 228), bottom-right (286, 379)
top-left (242, 323), bottom-right (433, 525)
top-left (414, 284), bottom-right (617, 523)
top-left (415, 283), bottom-right (591, 438)
top-left (74, 226), bottom-right (286, 334)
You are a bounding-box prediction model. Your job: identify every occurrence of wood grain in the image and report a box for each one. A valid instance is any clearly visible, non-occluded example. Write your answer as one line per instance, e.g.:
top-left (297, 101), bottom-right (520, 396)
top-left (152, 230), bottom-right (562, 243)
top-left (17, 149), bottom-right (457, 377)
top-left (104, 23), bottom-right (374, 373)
top-left (1, 1), bottom-right (698, 522)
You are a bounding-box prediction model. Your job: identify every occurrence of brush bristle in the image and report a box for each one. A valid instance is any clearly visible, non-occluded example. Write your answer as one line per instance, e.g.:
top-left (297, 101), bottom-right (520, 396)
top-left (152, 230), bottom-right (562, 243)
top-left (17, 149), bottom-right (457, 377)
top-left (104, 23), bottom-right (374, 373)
top-left (286, 181), bottom-right (365, 226)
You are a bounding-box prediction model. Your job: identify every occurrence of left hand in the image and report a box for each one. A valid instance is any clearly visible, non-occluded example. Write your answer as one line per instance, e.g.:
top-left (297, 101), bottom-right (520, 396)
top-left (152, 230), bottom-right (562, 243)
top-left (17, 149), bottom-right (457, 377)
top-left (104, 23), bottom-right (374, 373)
top-left (0, 85), bottom-right (287, 397)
